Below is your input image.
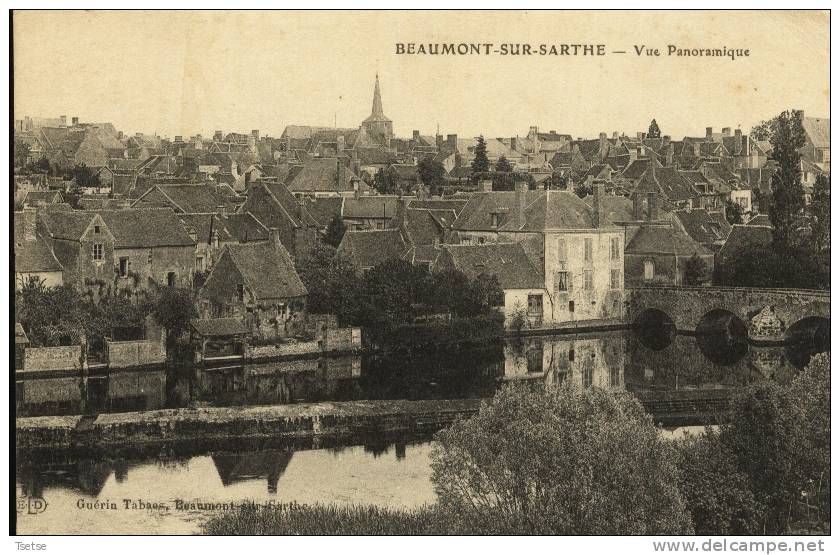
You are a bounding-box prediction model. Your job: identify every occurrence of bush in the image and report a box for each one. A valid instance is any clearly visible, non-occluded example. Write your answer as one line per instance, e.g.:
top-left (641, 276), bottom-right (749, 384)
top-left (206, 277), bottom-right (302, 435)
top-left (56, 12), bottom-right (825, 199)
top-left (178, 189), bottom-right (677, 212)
top-left (430, 382), bottom-right (694, 534)
top-left (719, 354), bottom-right (830, 533)
top-left (676, 429), bottom-right (761, 534)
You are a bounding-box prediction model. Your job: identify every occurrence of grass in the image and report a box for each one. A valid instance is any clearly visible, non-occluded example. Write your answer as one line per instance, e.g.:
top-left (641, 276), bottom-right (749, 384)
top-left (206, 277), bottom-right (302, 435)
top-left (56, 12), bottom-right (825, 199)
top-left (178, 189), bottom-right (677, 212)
top-left (200, 503), bottom-right (450, 535)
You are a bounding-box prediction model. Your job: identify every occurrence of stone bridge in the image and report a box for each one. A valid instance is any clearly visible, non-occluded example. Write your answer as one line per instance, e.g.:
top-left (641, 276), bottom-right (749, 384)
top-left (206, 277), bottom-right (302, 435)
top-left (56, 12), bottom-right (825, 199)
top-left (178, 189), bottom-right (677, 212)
top-left (626, 286), bottom-right (830, 342)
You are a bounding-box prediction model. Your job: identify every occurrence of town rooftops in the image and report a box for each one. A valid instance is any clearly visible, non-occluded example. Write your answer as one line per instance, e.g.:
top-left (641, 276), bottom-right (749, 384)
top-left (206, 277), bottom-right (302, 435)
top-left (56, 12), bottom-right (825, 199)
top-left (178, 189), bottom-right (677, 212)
top-left (225, 240), bottom-right (307, 300)
top-left (436, 242), bottom-right (543, 290)
top-left (626, 224), bottom-right (711, 257)
top-left (582, 194), bottom-right (634, 224)
top-left (339, 228), bottom-right (407, 270)
top-left (14, 215), bottom-right (63, 274)
top-left (286, 158), bottom-right (364, 193)
top-left (40, 208), bottom-right (196, 248)
top-left (453, 190), bottom-right (606, 232)
top-left (131, 183), bottom-right (241, 213)
top-left (673, 209), bottom-right (731, 245)
top-left (802, 116), bottom-right (830, 148)
top-left (178, 212), bottom-right (268, 244)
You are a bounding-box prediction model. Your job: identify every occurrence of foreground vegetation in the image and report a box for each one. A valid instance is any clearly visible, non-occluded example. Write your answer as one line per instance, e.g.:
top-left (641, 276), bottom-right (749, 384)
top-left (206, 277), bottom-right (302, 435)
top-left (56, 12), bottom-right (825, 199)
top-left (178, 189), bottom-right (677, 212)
top-left (202, 353), bottom-right (829, 535)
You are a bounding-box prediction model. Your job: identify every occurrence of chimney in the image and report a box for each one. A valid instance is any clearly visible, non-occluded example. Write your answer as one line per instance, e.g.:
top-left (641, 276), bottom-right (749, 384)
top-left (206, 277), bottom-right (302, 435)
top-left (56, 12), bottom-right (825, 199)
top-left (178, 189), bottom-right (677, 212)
top-left (446, 134), bottom-right (458, 150)
top-left (705, 127), bottom-right (713, 139)
top-left (22, 207), bottom-right (37, 242)
top-left (72, 116), bottom-right (80, 126)
top-left (251, 129), bottom-right (260, 139)
top-left (510, 137), bottom-right (518, 152)
top-left (722, 127), bottom-right (731, 136)
top-left (412, 130), bottom-right (420, 142)
top-left (247, 134), bottom-right (256, 149)
top-left (269, 227), bottom-right (281, 248)
top-left (662, 135), bottom-right (671, 146)
top-left (117, 131), bottom-right (124, 140)
top-left (636, 146), bottom-right (644, 159)
top-left (337, 135), bottom-right (346, 151)
top-left (612, 131), bottom-right (619, 140)
top-left (435, 134), bottom-right (443, 148)
top-left (599, 132), bottom-right (608, 159)
top-left (214, 130), bottom-right (224, 142)
top-left (665, 143), bottom-right (674, 167)
top-left (60, 115), bottom-right (67, 126)
top-left (632, 193), bottom-right (645, 220)
top-left (592, 183), bottom-right (604, 228)
top-left (336, 158), bottom-right (345, 189)
top-left (174, 135), bottom-right (183, 143)
top-left (211, 229), bottom-right (219, 249)
top-left (637, 131), bottom-right (645, 140)
top-left (515, 181), bottom-right (529, 224)
top-left (734, 128), bottom-right (742, 140)
top-left (529, 126), bottom-right (538, 137)
top-left (646, 192), bottom-right (659, 221)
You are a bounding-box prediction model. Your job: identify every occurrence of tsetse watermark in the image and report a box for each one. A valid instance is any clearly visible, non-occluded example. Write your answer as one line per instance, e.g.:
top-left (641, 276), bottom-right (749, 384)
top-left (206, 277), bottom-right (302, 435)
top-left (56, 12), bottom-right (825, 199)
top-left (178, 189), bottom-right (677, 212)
top-left (652, 539), bottom-right (827, 553)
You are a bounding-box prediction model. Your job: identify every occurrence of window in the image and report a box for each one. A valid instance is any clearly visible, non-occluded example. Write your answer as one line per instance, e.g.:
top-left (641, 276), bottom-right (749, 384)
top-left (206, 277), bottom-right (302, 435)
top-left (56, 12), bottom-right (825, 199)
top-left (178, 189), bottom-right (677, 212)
top-left (610, 269), bottom-right (621, 290)
top-left (237, 283), bottom-right (244, 301)
top-left (527, 294), bottom-right (543, 324)
top-left (196, 257), bottom-right (204, 272)
top-left (644, 259), bottom-right (655, 281)
top-left (584, 238), bottom-right (593, 262)
top-left (119, 257), bottom-right (129, 277)
top-left (93, 225), bottom-right (101, 234)
top-left (555, 271), bottom-right (569, 292)
top-left (557, 238), bottom-right (567, 264)
top-left (610, 237), bottom-right (620, 260)
top-left (568, 300), bottom-right (575, 313)
top-left (584, 270), bottom-right (594, 290)
top-left (92, 243), bottom-right (103, 261)
top-left (167, 272), bottom-right (176, 287)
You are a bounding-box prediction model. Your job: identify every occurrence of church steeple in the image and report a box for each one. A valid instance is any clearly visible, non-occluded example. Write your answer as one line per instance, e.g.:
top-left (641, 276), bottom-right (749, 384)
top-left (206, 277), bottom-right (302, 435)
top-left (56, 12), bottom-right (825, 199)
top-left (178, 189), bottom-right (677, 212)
top-left (371, 73), bottom-right (384, 118)
top-left (364, 73), bottom-right (391, 123)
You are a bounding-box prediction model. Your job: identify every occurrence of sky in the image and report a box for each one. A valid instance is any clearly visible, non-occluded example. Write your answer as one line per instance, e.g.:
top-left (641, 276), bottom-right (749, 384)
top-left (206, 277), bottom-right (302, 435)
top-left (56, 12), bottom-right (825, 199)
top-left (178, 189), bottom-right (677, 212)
top-left (13, 10), bottom-right (829, 141)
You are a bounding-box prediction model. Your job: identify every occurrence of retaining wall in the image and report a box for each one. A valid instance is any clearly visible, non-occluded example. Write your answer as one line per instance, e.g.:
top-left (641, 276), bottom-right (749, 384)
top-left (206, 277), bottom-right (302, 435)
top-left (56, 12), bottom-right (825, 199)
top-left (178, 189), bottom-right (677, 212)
top-left (22, 345), bottom-right (83, 372)
top-left (107, 339), bottom-right (166, 368)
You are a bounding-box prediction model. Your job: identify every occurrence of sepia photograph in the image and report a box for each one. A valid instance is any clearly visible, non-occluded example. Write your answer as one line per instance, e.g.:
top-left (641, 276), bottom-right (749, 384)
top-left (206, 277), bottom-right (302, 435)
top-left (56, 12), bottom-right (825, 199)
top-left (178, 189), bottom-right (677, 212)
top-left (10, 8), bottom-right (832, 542)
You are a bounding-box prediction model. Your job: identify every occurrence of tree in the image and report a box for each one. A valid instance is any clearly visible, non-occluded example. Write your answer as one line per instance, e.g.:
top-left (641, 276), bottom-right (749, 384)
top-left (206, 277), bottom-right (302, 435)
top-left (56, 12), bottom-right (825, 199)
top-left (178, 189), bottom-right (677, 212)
top-left (676, 431), bottom-right (760, 534)
top-left (151, 287), bottom-right (196, 346)
top-left (323, 215), bottom-right (347, 248)
top-left (647, 119), bottom-right (662, 139)
top-left (14, 137), bottom-right (31, 168)
top-left (767, 110), bottom-right (806, 250)
top-left (295, 243), bottom-right (359, 320)
top-left (72, 163), bottom-right (101, 188)
top-left (373, 168), bottom-right (394, 195)
top-left (470, 136), bottom-right (490, 174)
top-left (417, 157), bottom-right (446, 196)
top-left (725, 199), bottom-right (743, 225)
top-left (431, 382), bottom-right (694, 534)
top-left (808, 174), bottom-right (830, 256)
top-left (573, 182), bottom-right (592, 199)
top-left (494, 155), bottom-right (513, 173)
top-left (750, 119), bottom-right (773, 141)
top-left (716, 243), bottom-right (828, 290)
top-left (683, 254), bottom-right (708, 285)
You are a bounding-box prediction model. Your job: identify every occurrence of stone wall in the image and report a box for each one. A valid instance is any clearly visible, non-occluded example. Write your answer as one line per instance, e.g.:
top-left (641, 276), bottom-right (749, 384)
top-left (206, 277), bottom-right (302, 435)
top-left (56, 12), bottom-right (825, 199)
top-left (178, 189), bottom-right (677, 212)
top-left (245, 340), bottom-right (320, 361)
top-left (320, 327), bottom-right (362, 352)
top-left (23, 345), bottom-right (83, 372)
top-left (106, 338), bottom-right (166, 368)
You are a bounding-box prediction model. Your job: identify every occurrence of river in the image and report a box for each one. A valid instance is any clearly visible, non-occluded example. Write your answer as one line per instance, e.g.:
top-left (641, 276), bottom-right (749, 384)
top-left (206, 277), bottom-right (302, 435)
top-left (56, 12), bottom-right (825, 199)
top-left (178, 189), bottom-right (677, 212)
top-left (15, 327), bottom-right (827, 534)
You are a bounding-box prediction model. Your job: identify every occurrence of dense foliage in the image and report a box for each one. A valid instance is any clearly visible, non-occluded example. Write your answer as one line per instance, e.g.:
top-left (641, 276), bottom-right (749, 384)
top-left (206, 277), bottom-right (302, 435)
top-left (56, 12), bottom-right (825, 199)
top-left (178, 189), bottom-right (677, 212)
top-left (470, 135), bottom-right (490, 174)
top-left (323, 215), bottom-right (347, 248)
top-left (430, 382), bottom-right (693, 534)
top-left (417, 156), bottom-right (446, 196)
top-left (682, 254), bottom-right (709, 285)
top-left (648, 118), bottom-right (662, 139)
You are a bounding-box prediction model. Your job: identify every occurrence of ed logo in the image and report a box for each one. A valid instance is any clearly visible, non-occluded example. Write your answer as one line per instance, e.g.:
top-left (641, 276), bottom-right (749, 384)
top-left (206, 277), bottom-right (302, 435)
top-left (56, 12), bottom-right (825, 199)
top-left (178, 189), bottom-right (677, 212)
top-left (16, 495), bottom-right (48, 515)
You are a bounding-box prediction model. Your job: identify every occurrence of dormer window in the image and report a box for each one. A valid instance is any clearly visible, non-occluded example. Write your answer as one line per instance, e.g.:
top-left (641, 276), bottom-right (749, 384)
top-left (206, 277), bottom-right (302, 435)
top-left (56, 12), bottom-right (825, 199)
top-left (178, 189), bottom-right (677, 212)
top-left (94, 225), bottom-right (101, 234)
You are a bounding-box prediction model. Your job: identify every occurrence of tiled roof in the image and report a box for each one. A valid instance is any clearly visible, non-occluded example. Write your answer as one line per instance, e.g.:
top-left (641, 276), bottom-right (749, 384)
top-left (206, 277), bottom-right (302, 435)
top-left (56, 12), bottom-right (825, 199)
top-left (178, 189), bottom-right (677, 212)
top-left (287, 158), bottom-right (363, 193)
top-left (802, 116), bottom-right (830, 148)
top-left (436, 242), bottom-right (543, 289)
top-left (178, 212), bottom-right (268, 244)
top-left (301, 196), bottom-right (344, 227)
top-left (41, 208), bottom-right (195, 248)
top-left (343, 195), bottom-right (404, 219)
top-left (408, 198), bottom-right (469, 214)
top-left (582, 194), bottom-right (634, 224)
top-left (626, 224), bottom-right (711, 256)
top-left (225, 240), bottom-right (307, 300)
top-left (132, 183), bottom-right (240, 213)
top-left (718, 224), bottom-right (773, 263)
top-left (339, 229), bottom-right (407, 269)
top-left (13, 216), bottom-right (63, 274)
top-left (745, 214), bottom-right (771, 227)
top-left (633, 165), bottom-right (697, 202)
top-left (453, 190), bottom-right (599, 232)
top-left (674, 209), bottom-right (731, 245)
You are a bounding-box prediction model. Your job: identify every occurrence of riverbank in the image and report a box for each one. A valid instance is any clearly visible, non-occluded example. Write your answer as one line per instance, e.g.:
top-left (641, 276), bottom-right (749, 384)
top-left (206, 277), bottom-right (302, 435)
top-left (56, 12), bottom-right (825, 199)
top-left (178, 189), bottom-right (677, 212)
top-left (16, 398), bottom-right (482, 449)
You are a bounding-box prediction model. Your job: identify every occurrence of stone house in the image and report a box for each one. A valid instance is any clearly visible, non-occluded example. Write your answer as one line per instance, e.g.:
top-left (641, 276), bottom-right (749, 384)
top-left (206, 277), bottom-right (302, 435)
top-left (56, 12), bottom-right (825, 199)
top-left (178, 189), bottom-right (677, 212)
top-left (177, 212), bottom-right (269, 275)
top-left (449, 183), bottom-right (625, 325)
top-left (197, 230), bottom-right (308, 340)
top-left (37, 207), bottom-right (195, 293)
top-left (433, 242), bottom-right (544, 328)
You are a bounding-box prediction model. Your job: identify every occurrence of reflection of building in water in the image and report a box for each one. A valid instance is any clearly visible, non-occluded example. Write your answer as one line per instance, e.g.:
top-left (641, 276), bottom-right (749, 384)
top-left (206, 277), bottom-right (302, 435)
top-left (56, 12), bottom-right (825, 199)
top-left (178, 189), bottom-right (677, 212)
top-left (17, 459), bottom-right (115, 498)
top-left (103, 370), bottom-right (166, 412)
top-left (503, 334), bottom-right (625, 390)
top-left (211, 450), bottom-right (294, 494)
top-left (16, 376), bottom-right (83, 416)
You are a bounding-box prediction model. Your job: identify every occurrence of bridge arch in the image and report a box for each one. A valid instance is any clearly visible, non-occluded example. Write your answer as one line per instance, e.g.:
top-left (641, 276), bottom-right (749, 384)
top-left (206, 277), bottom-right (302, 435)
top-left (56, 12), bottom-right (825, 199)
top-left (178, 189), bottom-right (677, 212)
top-left (695, 308), bottom-right (749, 365)
top-left (632, 308), bottom-right (675, 351)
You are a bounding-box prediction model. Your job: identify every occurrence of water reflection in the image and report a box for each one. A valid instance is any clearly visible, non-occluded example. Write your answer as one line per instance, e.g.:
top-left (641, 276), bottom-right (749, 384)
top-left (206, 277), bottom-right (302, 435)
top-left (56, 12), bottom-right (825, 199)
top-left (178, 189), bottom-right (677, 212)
top-left (16, 327), bottom-right (826, 421)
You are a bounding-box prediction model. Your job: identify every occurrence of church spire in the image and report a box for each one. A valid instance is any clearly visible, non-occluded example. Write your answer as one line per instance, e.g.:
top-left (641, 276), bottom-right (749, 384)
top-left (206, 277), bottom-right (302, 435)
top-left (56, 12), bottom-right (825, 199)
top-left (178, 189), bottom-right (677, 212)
top-left (371, 73), bottom-right (385, 118)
